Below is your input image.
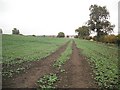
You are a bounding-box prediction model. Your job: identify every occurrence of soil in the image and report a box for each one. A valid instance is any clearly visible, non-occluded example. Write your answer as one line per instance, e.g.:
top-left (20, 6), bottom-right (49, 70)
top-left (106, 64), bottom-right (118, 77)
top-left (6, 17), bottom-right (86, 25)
top-left (2, 41), bottom-right (69, 88)
top-left (54, 41), bottom-right (97, 88)
top-left (2, 40), bottom-right (97, 89)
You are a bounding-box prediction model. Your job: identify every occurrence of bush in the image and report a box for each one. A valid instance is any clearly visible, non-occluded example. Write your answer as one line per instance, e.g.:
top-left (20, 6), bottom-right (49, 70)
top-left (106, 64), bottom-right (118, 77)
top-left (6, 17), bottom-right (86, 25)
top-left (99, 36), bottom-right (105, 42)
top-left (57, 32), bottom-right (65, 38)
top-left (93, 36), bottom-right (97, 41)
top-left (66, 35), bottom-right (69, 38)
top-left (74, 35), bottom-right (78, 38)
top-left (103, 35), bottom-right (117, 43)
top-left (32, 35), bottom-right (36, 37)
top-left (93, 34), bottom-right (118, 44)
top-left (85, 36), bottom-right (92, 40)
top-left (12, 28), bottom-right (20, 35)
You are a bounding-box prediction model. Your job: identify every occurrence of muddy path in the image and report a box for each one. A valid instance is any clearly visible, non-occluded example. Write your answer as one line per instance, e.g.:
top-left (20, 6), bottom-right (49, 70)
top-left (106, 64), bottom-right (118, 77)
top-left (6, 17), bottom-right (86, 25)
top-left (55, 41), bottom-right (97, 88)
top-left (2, 41), bottom-right (70, 88)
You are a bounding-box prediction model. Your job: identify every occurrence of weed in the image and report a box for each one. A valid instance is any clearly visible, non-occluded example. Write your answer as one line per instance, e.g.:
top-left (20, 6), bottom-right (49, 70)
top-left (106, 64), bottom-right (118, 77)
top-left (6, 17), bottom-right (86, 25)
top-left (2, 67), bottom-right (25, 78)
top-left (37, 73), bottom-right (58, 89)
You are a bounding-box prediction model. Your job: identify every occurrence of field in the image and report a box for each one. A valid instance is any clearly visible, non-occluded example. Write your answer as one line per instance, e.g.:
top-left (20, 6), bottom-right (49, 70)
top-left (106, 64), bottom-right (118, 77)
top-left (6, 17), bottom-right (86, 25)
top-left (2, 35), bottom-right (119, 89)
top-left (75, 39), bottom-right (119, 88)
top-left (2, 34), bottom-right (69, 78)
top-left (3, 34), bottom-right (69, 64)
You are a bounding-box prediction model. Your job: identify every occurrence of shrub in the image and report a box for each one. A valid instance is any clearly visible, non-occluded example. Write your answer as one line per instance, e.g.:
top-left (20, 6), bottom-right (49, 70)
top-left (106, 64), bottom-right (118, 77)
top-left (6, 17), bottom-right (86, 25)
top-left (57, 32), bottom-right (65, 38)
top-left (85, 36), bottom-right (92, 40)
top-left (93, 36), bottom-right (97, 41)
top-left (99, 36), bottom-right (105, 42)
top-left (12, 28), bottom-right (20, 35)
top-left (32, 35), bottom-right (36, 37)
top-left (74, 35), bottom-right (78, 38)
top-left (103, 35), bottom-right (117, 43)
top-left (66, 35), bottom-right (69, 38)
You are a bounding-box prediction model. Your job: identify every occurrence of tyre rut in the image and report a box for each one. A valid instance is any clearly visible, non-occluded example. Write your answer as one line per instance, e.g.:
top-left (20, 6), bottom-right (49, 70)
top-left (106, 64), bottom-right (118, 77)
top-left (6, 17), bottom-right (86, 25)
top-left (55, 41), bottom-right (97, 88)
top-left (3, 41), bottom-right (70, 88)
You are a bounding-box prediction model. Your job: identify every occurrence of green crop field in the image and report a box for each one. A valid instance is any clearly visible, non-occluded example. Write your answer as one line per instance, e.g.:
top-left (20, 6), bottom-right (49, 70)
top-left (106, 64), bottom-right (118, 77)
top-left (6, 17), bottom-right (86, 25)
top-left (75, 39), bottom-right (119, 88)
top-left (2, 34), bottom-right (119, 89)
top-left (2, 34), bottom-right (69, 65)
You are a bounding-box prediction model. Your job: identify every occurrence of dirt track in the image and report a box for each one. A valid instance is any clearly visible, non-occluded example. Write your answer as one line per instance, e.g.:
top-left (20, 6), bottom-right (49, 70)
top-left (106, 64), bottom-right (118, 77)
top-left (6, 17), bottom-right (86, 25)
top-left (55, 41), bottom-right (97, 88)
top-left (3, 40), bottom-right (97, 88)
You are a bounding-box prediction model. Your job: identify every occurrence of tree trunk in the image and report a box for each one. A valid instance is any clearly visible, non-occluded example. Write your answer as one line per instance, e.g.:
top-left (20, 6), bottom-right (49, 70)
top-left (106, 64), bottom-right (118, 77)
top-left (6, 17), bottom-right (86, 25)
top-left (96, 29), bottom-right (100, 41)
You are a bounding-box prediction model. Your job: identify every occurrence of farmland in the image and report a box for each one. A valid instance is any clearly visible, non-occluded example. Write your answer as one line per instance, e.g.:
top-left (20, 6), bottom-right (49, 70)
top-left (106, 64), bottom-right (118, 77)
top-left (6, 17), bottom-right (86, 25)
top-left (75, 39), bottom-right (119, 88)
top-left (2, 34), bottom-right (69, 78)
top-left (3, 34), bottom-right (69, 65)
top-left (2, 35), bottom-right (119, 89)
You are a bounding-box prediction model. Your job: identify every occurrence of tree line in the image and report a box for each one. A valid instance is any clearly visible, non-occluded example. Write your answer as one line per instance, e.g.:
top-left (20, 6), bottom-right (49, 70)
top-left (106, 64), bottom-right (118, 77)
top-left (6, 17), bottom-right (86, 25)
top-left (1, 4), bottom-right (119, 41)
top-left (75, 4), bottom-right (120, 44)
top-left (0, 28), bottom-right (20, 35)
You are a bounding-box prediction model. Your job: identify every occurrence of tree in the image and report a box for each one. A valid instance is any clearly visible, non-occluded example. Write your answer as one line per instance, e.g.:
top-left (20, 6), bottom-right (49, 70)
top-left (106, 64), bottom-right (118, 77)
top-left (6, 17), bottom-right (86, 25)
top-left (66, 35), bottom-right (69, 38)
top-left (57, 32), bottom-right (65, 38)
top-left (87, 4), bottom-right (115, 41)
top-left (12, 28), bottom-right (20, 35)
top-left (75, 26), bottom-right (90, 39)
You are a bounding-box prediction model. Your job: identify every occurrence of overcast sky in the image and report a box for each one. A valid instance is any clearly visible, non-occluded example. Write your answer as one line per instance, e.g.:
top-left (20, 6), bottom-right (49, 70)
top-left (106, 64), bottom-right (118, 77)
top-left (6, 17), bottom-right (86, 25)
top-left (0, 0), bottom-right (119, 35)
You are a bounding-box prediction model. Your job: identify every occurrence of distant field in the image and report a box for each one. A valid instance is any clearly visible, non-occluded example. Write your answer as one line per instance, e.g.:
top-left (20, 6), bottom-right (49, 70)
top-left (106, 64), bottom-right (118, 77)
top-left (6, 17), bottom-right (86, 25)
top-left (75, 39), bottom-right (119, 88)
top-left (2, 34), bottom-right (69, 65)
